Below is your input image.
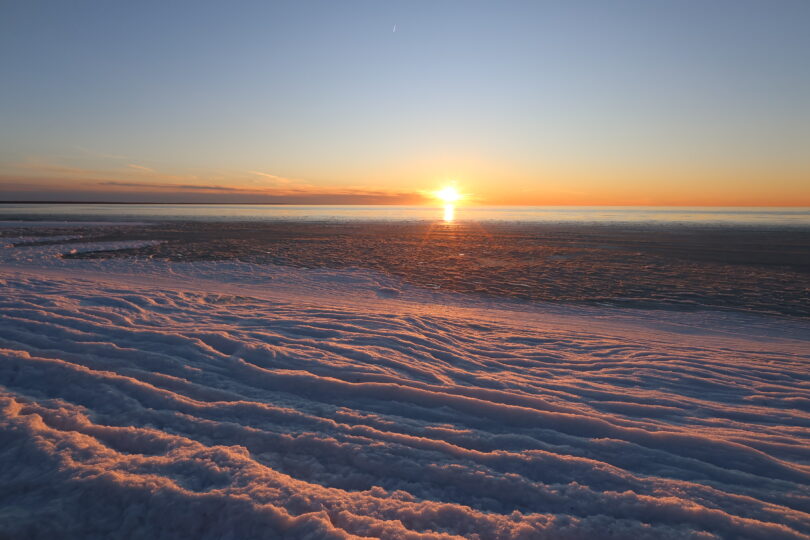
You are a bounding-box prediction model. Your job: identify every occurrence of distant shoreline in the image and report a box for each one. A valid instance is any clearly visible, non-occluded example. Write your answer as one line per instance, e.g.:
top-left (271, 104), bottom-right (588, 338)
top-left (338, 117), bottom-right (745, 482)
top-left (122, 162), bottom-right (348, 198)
top-left (2, 201), bottom-right (810, 208)
top-left (0, 201), bottom-right (291, 205)
top-left (1, 203), bottom-right (808, 228)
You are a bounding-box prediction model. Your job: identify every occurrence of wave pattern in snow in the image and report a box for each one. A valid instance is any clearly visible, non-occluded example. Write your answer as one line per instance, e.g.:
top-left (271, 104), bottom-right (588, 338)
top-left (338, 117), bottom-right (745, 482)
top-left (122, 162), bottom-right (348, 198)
top-left (1, 270), bottom-right (809, 539)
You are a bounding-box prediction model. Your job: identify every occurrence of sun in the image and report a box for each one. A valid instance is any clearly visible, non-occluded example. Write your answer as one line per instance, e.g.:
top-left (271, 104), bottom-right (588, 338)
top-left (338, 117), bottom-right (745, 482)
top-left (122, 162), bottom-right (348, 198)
top-left (435, 185), bottom-right (462, 204)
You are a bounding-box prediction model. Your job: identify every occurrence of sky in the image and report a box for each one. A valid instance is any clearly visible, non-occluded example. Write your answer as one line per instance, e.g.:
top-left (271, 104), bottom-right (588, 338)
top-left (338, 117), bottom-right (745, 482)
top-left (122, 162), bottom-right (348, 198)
top-left (1, 0), bottom-right (809, 206)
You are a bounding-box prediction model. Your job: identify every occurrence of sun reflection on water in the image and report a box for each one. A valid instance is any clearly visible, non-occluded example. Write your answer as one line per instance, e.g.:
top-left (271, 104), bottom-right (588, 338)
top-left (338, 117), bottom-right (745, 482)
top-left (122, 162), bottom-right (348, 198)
top-left (443, 204), bottom-right (455, 222)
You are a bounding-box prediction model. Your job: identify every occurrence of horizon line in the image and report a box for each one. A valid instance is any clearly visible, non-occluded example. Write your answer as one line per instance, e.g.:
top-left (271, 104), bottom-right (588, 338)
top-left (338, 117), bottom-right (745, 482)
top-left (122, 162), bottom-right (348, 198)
top-left (1, 200), bottom-right (809, 208)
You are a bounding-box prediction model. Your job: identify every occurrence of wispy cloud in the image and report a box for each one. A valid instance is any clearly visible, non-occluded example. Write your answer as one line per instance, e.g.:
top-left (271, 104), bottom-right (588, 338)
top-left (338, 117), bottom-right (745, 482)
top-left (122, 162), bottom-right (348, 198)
top-left (4, 160), bottom-right (197, 184)
top-left (126, 164), bottom-right (156, 173)
top-left (248, 171), bottom-right (292, 184)
top-left (11, 161), bottom-right (104, 177)
top-left (74, 146), bottom-right (129, 161)
top-left (96, 180), bottom-right (421, 198)
top-left (0, 175), bottom-right (427, 204)
top-left (0, 160), bottom-right (427, 204)
top-left (98, 181), bottom-right (249, 192)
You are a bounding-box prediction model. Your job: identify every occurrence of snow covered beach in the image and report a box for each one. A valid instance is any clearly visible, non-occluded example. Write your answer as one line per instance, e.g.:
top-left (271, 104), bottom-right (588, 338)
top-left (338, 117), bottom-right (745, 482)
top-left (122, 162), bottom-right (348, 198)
top-left (1, 227), bottom-right (809, 539)
top-left (10, 220), bottom-right (810, 317)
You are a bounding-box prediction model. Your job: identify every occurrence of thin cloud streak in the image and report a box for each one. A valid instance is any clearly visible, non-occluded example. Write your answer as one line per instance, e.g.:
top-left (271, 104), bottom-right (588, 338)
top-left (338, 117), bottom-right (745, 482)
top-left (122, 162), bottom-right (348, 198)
top-left (1, 176), bottom-right (426, 204)
top-left (98, 181), bottom-right (249, 192)
top-left (126, 164), bottom-right (156, 173)
top-left (74, 146), bottom-right (129, 161)
top-left (248, 171), bottom-right (293, 184)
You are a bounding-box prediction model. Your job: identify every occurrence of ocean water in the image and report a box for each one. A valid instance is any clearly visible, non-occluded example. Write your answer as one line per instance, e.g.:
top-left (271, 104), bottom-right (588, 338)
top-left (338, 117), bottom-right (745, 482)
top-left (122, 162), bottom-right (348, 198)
top-left (0, 203), bottom-right (809, 227)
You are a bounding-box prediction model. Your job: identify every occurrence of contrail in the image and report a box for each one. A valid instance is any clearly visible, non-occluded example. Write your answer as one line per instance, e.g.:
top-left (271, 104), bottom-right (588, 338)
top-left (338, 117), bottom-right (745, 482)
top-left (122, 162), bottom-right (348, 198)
top-left (393, 24), bottom-right (397, 33)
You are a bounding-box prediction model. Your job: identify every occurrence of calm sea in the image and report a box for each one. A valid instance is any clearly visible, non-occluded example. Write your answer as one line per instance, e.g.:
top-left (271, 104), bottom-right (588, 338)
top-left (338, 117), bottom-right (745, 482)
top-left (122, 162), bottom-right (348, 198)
top-left (1, 203), bottom-right (809, 227)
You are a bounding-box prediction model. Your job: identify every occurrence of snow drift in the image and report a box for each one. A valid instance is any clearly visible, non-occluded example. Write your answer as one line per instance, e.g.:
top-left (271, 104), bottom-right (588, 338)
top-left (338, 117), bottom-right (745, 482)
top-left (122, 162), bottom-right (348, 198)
top-left (0, 239), bottom-right (808, 539)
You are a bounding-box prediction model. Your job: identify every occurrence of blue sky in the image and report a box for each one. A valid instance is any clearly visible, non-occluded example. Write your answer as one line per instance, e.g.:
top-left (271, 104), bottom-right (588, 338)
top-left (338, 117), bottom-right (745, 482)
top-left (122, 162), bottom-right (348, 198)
top-left (1, 0), bottom-right (808, 204)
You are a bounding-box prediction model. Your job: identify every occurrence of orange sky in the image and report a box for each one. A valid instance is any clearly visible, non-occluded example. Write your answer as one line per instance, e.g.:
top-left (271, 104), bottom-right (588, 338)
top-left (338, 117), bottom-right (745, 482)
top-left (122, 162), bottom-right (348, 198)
top-left (2, 2), bottom-right (809, 206)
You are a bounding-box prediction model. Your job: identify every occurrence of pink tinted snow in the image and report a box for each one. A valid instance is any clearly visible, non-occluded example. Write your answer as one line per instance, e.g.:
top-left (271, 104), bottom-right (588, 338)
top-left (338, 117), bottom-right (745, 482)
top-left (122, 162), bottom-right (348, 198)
top-left (0, 249), bottom-right (808, 539)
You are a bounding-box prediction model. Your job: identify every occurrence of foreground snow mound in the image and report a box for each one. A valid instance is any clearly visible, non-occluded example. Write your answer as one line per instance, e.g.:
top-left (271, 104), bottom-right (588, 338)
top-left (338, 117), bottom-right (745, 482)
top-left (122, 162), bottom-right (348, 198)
top-left (0, 269), bottom-right (808, 539)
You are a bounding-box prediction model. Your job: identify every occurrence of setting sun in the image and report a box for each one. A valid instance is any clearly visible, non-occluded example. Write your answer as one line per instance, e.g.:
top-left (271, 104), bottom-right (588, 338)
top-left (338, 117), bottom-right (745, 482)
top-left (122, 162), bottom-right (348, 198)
top-left (435, 186), bottom-right (462, 204)
top-left (2, 3), bottom-right (808, 537)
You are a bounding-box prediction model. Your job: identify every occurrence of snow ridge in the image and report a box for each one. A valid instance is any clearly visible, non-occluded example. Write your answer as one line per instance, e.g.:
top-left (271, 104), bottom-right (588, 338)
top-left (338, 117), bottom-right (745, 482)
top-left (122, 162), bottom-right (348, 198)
top-left (0, 256), bottom-right (808, 538)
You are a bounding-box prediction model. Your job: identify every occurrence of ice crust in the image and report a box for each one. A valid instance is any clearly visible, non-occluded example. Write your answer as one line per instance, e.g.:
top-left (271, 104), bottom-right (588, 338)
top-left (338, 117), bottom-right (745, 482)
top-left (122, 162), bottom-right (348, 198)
top-left (0, 240), bottom-right (808, 539)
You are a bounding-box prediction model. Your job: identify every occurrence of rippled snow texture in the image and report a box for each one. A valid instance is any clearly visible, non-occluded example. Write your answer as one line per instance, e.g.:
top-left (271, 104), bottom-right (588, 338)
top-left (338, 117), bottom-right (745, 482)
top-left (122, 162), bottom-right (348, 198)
top-left (0, 245), bottom-right (808, 538)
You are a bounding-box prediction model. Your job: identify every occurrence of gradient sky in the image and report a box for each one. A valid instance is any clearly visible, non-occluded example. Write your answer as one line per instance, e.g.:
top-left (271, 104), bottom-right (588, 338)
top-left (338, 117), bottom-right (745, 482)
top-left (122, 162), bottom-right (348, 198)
top-left (1, 0), bottom-right (809, 205)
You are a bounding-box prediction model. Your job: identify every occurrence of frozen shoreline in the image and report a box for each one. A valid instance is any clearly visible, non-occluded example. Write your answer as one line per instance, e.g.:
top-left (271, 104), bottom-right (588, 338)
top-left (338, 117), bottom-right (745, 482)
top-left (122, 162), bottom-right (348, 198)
top-left (3, 220), bottom-right (809, 318)
top-left (1, 237), bottom-right (808, 538)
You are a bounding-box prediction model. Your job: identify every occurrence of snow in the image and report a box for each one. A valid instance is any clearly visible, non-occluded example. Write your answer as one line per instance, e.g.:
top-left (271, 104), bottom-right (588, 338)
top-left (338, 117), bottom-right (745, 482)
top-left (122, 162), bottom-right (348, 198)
top-left (0, 220), bottom-right (147, 228)
top-left (0, 238), bottom-right (808, 539)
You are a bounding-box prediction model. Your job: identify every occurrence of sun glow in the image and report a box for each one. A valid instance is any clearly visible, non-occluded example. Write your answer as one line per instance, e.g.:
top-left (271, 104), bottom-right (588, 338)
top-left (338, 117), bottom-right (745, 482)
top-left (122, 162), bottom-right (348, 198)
top-left (433, 185), bottom-right (463, 222)
top-left (435, 185), bottom-right (462, 204)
